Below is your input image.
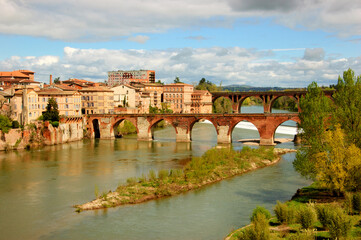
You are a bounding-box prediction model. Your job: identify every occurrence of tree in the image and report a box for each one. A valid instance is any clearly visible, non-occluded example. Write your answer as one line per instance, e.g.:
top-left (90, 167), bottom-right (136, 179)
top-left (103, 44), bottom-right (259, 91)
top-left (54, 77), bottom-right (60, 84)
top-left (293, 81), bottom-right (334, 180)
top-left (0, 114), bottom-right (12, 133)
top-left (42, 98), bottom-right (60, 122)
top-left (195, 78), bottom-right (220, 92)
top-left (333, 68), bottom-right (361, 148)
top-left (174, 77), bottom-right (182, 83)
top-left (213, 97), bottom-right (233, 113)
top-left (315, 127), bottom-right (361, 194)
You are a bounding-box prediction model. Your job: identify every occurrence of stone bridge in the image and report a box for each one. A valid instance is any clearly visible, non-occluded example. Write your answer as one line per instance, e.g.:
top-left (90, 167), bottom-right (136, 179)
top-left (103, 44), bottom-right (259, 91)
top-left (85, 113), bottom-right (300, 145)
top-left (211, 90), bottom-right (335, 113)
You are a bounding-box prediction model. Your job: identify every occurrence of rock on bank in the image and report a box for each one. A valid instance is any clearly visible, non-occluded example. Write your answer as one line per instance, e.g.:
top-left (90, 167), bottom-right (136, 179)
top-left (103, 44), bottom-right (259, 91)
top-left (0, 117), bottom-right (84, 151)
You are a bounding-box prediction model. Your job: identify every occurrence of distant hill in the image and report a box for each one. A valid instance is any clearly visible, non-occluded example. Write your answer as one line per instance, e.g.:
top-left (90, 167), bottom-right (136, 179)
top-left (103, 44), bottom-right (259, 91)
top-left (221, 84), bottom-right (300, 92)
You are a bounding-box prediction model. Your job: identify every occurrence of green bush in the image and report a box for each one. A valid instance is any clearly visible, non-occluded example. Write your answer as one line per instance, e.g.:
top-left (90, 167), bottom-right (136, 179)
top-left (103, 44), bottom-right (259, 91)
top-left (0, 114), bottom-right (12, 133)
top-left (327, 206), bottom-right (352, 239)
top-left (158, 169), bottom-right (169, 180)
top-left (344, 192), bottom-right (353, 215)
top-left (238, 213), bottom-right (270, 240)
top-left (250, 206), bottom-right (271, 222)
top-left (287, 231), bottom-right (315, 240)
top-left (352, 192), bottom-right (361, 214)
top-left (274, 201), bottom-right (296, 224)
top-left (11, 120), bottom-right (20, 129)
top-left (298, 205), bottom-right (317, 229)
top-left (51, 121), bottom-right (59, 127)
top-left (316, 204), bottom-right (333, 229)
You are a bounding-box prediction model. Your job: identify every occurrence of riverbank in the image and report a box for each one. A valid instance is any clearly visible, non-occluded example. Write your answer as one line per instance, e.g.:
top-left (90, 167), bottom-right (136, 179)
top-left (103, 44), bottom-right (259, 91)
top-left (75, 147), bottom-right (296, 212)
top-left (226, 183), bottom-right (361, 240)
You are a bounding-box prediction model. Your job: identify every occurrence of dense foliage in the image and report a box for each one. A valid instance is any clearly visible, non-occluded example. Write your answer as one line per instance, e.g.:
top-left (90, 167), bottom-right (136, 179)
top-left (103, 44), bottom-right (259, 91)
top-left (0, 114), bottom-right (12, 133)
top-left (42, 97), bottom-right (60, 123)
top-left (213, 97), bottom-right (233, 113)
top-left (195, 78), bottom-right (221, 92)
top-left (294, 68), bottom-right (361, 194)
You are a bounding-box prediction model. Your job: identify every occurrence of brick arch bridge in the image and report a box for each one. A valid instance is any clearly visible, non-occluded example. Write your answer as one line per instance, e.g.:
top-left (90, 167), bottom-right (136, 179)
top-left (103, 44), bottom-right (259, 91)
top-left (211, 90), bottom-right (335, 113)
top-left (86, 113), bottom-right (300, 145)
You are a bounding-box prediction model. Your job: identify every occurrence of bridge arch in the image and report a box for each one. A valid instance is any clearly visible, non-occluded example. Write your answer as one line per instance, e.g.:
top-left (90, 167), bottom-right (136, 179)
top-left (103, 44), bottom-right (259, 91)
top-left (238, 96), bottom-right (264, 113)
top-left (272, 117), bottom-right (300, 144)
top-left (111, 118), bottom-right (138, 138)
top-left (270, 95), bottom-right (299, 113)
top-left (92, 119), bottom-right (100, 138)
top-left (149, 118), bottom-right (177, 140)
top-left (230, 119), bottom-right (261, 143)
top-left (189, 118), bottom-right (218, 141)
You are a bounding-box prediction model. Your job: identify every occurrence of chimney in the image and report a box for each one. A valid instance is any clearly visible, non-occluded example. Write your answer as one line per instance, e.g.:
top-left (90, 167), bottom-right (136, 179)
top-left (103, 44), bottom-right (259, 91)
top-left (50, 75), bottom-right (52, 85)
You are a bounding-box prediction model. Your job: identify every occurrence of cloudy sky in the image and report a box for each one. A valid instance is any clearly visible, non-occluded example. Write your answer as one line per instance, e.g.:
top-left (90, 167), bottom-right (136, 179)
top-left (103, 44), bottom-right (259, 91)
top-left (0, 0), bottom-right (360, 87)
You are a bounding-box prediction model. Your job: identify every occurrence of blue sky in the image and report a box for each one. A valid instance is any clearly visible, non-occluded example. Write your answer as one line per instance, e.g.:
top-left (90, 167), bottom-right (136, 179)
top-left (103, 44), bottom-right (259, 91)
top-left (0, 0), bottom-right (360, 87)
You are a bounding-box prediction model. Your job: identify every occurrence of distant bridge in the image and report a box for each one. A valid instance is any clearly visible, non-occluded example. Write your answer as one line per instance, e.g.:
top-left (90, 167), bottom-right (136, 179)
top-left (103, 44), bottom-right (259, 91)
top-left (86, 113), bottom-right (299, 146)
top-left (210, 90), bottom-right (335, 113)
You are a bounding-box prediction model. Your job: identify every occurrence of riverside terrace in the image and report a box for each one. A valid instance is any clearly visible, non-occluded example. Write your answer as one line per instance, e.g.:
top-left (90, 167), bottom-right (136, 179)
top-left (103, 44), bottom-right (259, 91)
top-left (85, 90), bottom-right (335, 145)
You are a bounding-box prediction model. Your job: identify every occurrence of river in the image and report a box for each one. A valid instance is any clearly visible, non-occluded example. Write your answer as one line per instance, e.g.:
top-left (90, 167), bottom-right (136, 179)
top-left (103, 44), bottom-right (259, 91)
top-left (0, 106), bottom-right (310, 240)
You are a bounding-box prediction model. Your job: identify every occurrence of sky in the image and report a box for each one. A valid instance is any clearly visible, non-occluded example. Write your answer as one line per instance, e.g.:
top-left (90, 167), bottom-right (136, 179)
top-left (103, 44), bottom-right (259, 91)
top-left (0, 0), bottom-right (360, 87)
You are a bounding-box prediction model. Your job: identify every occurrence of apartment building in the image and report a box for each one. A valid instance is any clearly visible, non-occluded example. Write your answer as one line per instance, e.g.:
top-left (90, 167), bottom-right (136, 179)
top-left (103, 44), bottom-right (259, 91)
top-left (191, 90), bottom-right (213, 113)
top-left (11, 87), bottom-right (82, 124)
top-left (0, 70), bottom-right (41, 87)
top-left (163, 83), bottom-right (194, 113)
top-left (111, 84), bottom-right (137, 108)
top-left (79, 86), bottom-right (114, 114)
top-left (108, 70), bottom-right (155, 86)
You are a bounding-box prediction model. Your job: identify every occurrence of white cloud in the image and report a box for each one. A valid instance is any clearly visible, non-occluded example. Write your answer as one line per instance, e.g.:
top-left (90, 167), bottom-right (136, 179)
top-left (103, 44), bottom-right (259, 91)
top-left (0, 46), bottom-right (360, 87)
top-left (0, 0), bottom-right (360, 41)
top-left (128, 35), bottom-right (150, 44)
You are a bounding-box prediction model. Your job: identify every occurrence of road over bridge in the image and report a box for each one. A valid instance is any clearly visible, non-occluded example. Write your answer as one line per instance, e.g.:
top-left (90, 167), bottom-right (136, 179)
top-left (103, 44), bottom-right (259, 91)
top-left (86, 113), bottom-right (300, 146)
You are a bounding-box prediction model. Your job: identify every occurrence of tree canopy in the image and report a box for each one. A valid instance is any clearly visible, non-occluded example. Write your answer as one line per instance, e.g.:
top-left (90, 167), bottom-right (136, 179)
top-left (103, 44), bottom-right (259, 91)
top-left (294, 68), bottom-right (361, 194)
top-left (42, 97), bottom-right (60, 122)
top-left (195, 78), bottom-right (221, 92)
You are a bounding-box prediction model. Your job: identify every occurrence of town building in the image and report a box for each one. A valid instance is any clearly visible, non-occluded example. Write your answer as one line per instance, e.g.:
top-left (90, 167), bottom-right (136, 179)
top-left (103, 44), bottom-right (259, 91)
top-left (111, 84), bottom-right (137, 113)
top-left (0, 70), bottom-right (41, 88)
top-left (191, 90), bottom-right (213, 113)
top-left (79, 86), bottom-right (114, 114)
top-left (108, 70), bottom-right (155, 86)
top-left (163, 83), bottom-right (194, 113)
top-left (10, 86), bottom-right (82, 124)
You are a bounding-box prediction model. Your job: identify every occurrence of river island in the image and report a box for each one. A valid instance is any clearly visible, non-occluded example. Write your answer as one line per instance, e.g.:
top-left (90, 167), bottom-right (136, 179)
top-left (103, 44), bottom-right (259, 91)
top-left (75, 146), bottom-right (296, 212)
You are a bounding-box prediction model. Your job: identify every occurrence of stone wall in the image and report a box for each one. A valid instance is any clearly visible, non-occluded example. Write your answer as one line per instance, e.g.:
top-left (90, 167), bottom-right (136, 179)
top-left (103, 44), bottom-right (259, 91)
top-left (0, 118), bottom-right (84, 151)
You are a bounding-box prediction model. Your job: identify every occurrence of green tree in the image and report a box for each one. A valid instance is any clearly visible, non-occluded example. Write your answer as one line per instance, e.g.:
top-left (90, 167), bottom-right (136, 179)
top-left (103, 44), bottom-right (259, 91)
top-left (42, 97), bottom-right (60, 122)
top-left (195, 78), bottom-right (220, 92)
top-left (213, 97), bottom-right (233, 113)
top-left (0, 114), bottom-right (12, 133)
top-left (333, 68), bottom-right (361, 148)
top-left (54, 77), bottom-right (60, 84)
top-left (174, 77), bottom-right (182, 83)
top-left (293, 81), bottom-right (334, 180)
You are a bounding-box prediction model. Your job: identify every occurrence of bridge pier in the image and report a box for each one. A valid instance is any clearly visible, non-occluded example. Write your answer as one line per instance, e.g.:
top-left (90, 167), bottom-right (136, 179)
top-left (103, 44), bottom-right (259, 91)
top-left (217, 125), bottom-right (231, 144)
top-left (137, 117), bottom-right (152, 141)
top-left (175, 127), bottom-right (191, 142)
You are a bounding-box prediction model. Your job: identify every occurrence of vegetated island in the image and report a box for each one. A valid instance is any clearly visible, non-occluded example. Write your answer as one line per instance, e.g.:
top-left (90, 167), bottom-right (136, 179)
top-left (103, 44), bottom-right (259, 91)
top-left (74, 146), bottom-right (296, 212)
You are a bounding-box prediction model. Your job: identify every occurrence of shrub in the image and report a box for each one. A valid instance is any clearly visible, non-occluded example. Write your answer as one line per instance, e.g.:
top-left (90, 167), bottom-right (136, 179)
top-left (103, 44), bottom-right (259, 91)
top-left (287, 231), bottom-right (315, 240)
top-left (126, 177), bottom-right (137, 186)
top-left (238, 213), bottom-right (270, 240)
top-left (327, 206), bottom-right (352, 239)
top-left (344, 192), bottom-right (353, 215)
top-left (158, 169), bottom-right (169, 180)
top-left (148, 169), bottom-right (156, 181)
top-left (51, 121), bottom-right (59, 127)
top-left (0, 114), bottom-right (12, 133)
top-left (11, 120), bottom-right (20, 129)
top-left (250, 206), bottom-right (271, 222)
top-left (274, 201), bottom-right (296, 224)
top-left (298, 205), bottom-right (317, 229)
top-left (316, 204), bottom-right (333, 229)
top-left (352, 192), bottom-right (361, 214)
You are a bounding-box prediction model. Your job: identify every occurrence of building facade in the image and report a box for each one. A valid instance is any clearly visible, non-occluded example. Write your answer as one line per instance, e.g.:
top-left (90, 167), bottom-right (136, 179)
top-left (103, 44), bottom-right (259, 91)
top-left (108, 70), bottom-right (155, 86)
top-left (79, 86), bottom-right (114, 114)
top-left (163, 83), bottom-right (194, 113)
top-left (111, 84), bottom-right (137, 109)
top-left (191, 90), bottom-right (213, 113)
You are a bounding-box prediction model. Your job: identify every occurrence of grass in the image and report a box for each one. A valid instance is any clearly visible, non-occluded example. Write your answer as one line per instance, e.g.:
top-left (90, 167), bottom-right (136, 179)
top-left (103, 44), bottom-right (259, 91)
top-left (75, 146), bottom-right (283, 211)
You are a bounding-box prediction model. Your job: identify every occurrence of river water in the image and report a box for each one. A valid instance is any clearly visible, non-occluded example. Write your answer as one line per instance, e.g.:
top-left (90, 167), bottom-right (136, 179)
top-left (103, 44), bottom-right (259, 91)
top-left (0, 106), bottom-right (310, 240)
